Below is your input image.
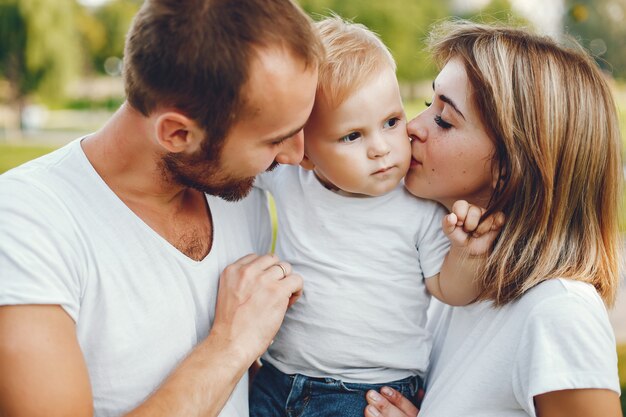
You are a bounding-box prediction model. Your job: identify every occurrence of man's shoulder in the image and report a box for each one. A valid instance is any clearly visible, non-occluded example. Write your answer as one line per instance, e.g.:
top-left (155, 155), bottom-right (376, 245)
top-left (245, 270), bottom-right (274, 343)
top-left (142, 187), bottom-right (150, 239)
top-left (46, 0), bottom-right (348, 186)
top-left (0, 140), bottom-right (81, 191)
top-left (0, 140), bottom-right (89, 217)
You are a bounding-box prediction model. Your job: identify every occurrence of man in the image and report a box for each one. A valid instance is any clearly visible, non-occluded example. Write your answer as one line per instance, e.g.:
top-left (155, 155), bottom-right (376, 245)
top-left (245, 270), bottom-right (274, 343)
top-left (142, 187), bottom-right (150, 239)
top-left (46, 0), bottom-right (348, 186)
top-left (0, 0), bottom-right (322, 415)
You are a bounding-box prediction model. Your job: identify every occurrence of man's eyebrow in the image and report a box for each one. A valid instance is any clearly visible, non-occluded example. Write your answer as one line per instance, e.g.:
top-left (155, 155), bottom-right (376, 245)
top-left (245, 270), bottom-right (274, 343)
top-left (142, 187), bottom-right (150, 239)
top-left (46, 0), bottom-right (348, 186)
top-left (432, 80), bottom-right (466, 120)
top-left (266, 123), bottom-right (306, 142)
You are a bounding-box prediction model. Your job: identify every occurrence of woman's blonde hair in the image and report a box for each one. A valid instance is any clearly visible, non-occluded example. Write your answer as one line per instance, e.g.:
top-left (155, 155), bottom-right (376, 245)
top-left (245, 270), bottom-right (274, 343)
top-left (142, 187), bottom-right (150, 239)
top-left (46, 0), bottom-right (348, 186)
top-left (315, 15), bottom-right (396, 107)
top-left (429, 20), bottom-right (622, 306)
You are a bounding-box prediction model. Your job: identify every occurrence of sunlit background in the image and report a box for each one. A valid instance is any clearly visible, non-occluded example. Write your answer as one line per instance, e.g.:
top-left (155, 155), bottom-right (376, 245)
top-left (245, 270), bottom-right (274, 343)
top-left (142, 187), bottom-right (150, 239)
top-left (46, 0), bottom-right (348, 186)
top-left (0, 0), bottom-right (625, 413)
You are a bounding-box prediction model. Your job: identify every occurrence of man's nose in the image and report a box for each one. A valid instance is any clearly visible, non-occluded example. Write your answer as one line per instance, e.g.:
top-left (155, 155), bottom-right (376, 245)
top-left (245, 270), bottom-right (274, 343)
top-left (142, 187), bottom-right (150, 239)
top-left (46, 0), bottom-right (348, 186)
top-left (275, 129), bottom-right (305, 165)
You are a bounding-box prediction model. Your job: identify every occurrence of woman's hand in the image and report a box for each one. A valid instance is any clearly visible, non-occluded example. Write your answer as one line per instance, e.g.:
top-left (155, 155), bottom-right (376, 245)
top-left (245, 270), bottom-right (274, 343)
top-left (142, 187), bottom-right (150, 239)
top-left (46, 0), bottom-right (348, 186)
top-left (364, 387), bottom-right (419, 417)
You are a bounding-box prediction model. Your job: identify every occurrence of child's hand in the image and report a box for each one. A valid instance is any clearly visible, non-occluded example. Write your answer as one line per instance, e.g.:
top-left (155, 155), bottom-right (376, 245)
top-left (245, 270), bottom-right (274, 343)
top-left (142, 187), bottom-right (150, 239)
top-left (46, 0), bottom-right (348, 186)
top-left (443, 200), bottom-right (505, 257)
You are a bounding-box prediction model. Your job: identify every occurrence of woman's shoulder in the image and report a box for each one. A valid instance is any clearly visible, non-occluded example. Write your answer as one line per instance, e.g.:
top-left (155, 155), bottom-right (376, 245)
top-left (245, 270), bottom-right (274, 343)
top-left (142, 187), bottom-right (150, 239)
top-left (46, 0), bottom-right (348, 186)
top-left (514, 278), bottom-right (614, 351)
top-left (520, 278), bottom-right (606, 313)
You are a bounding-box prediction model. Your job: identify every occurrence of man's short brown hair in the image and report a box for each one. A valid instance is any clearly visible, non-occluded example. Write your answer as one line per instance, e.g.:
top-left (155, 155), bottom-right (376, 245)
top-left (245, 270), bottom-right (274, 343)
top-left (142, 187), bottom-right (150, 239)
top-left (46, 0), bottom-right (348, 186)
top-left (124, 0), bottom-right (323, 147)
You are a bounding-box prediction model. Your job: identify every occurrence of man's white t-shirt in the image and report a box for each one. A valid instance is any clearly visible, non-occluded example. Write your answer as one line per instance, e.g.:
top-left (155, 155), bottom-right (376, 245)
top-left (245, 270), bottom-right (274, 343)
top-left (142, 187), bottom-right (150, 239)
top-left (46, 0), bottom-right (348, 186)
top-left (256, 165), bottom-right (449, 383)
top-left (0, 139), bottom-right (272, 417)
top-left (421, 278), bottom-right (620, 417)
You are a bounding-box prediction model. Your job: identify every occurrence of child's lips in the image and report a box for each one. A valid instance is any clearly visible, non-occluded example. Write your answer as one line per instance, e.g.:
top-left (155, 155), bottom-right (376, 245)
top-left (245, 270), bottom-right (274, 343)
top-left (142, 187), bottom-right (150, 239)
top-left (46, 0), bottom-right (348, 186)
top-left (372, 166), bottom-right (394, 175)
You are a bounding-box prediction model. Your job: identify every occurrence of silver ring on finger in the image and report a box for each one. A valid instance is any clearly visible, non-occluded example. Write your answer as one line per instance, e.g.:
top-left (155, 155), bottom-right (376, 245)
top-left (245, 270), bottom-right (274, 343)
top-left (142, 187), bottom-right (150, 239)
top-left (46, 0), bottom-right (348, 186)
top-left (275, 263), bottom-right (287, 278)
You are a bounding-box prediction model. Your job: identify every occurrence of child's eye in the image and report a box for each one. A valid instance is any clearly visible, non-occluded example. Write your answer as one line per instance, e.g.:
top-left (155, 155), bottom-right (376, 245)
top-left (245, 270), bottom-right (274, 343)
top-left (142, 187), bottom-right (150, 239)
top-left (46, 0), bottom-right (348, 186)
top-left (434, 115), bottom-right (452, 129)
top-left (383, 117), bottom-right (400, 129)
top-left (340, 132), bottom-right (361, 143)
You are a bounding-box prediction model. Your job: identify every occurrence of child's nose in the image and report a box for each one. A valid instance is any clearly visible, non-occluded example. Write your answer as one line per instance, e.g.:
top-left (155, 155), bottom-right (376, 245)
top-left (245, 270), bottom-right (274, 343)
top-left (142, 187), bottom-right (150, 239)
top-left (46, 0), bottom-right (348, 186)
top-left (368, 134), bottom-right (391, 159)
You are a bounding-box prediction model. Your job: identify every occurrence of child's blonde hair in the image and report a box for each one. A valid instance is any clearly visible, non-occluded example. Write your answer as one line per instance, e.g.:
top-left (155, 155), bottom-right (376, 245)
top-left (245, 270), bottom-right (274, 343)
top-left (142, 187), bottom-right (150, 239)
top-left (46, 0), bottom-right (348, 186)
top-left (315, 15), bottom-right (396, 107)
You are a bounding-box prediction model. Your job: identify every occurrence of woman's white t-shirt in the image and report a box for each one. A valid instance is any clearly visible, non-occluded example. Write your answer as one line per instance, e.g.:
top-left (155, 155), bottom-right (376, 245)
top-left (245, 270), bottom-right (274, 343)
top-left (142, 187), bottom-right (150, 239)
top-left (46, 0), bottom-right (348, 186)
top-left (421, 278), bottom-right (620, 417)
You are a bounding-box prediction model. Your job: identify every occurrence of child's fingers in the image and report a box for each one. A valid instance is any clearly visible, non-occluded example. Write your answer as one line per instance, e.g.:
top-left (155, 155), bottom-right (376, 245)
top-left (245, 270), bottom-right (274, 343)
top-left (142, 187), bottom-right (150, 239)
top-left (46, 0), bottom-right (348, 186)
top-left (442, 213), bottom-right (458, 236)
top-left (473, 211), bottom-right (506, 236)
top-left (450, 200), bottom-right (470, 224)
top-left (473, 212), bottom-right (499, 236)
top-left (462, 205), bottom-right (483, 233)
top-left (493, 212), bottom-right (506, 230)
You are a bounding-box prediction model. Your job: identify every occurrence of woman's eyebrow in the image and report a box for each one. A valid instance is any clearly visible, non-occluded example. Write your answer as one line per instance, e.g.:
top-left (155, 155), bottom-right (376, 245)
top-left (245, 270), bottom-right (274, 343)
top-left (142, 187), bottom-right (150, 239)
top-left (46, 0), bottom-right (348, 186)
top-left (431, 80), bottom-right (466, 120)
top-left (439, 94), bottom-right (466, 120)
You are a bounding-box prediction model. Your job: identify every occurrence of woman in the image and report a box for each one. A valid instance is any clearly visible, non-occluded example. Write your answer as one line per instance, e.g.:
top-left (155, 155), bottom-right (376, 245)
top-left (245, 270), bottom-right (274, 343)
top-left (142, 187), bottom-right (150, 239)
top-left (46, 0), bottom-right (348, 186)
top-left (364, 21), bottom-right (623, 417)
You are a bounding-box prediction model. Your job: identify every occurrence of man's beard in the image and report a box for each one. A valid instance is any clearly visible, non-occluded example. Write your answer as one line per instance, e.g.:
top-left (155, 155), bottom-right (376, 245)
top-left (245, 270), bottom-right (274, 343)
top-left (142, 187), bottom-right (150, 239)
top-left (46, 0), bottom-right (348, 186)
top-left (161, 146), bottom-right (255, 202)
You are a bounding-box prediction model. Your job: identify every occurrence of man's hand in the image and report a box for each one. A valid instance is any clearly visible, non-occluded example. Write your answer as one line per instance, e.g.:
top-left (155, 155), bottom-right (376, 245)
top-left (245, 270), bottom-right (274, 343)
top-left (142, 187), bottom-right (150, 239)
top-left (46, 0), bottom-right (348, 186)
top-left (129, 253), bottom-right (304, 417)
top-left (210, 253), bottom-right (303, 365)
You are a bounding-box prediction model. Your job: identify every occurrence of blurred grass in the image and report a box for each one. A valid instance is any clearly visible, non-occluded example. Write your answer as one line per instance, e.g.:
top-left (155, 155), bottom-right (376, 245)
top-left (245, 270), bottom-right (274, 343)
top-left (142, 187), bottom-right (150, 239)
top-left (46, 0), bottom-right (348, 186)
top-left (0, 144), bottom-right (57, 174)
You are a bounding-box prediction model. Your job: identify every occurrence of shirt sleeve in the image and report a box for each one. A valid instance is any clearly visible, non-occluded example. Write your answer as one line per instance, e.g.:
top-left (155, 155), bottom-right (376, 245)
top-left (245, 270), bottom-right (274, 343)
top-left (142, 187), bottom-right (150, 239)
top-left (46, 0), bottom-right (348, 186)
top-left (254, 170), bottom-right (276, 192)
top-left (512, 287), bottom-right (620, 416)
top-left (0, 177), bottom-right (84, 321)
top-left (416, 202), bottom-right (449, 278)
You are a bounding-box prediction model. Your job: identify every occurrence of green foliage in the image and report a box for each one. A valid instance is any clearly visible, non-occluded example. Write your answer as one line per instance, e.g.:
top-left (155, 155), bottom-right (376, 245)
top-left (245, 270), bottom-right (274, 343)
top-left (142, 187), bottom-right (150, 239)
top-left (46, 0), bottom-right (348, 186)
top-left (298, 0), bottom-right (450, 81)
top-left (90, 0), bottom-right (140, 74)
top-left (564, 0), bottom-right (626, 80)
top-left (63, 96), bottom-right (124, 111)
top-left (453, 0), bottom-right (529, 27)
top-left (618, 344), bottom-right (626, 414)
top-left (0, 0), bottom-right (82, 104)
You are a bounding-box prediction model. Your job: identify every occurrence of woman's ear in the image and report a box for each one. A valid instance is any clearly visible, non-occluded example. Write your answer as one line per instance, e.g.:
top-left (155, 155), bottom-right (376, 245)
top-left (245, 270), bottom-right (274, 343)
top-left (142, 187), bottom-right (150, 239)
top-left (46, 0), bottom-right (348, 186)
top-left (154, 112), bottom-right (204, 154)
top-left (300, 154), bottom-right (315, 170)
top-left (491, 162), bottom-right (505, 190)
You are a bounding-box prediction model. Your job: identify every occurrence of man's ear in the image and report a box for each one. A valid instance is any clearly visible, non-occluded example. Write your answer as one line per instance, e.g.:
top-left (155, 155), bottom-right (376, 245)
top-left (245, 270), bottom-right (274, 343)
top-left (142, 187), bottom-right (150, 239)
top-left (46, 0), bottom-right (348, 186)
top-left (154, 112), bottom-right (203, 153)
top-left (300, 154), bottom-right (315, 170)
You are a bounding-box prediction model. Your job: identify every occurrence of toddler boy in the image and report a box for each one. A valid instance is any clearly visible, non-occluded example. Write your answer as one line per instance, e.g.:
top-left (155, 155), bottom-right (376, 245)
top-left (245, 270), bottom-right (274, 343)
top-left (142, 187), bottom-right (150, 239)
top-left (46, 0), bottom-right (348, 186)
top-left (250, 15), bottom-right (484, 417)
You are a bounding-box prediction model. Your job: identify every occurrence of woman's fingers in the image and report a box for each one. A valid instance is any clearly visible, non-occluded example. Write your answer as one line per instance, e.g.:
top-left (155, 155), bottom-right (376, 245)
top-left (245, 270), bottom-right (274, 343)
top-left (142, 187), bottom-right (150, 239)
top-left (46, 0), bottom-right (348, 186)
top-left (364, 387), bottom-right (419, 417)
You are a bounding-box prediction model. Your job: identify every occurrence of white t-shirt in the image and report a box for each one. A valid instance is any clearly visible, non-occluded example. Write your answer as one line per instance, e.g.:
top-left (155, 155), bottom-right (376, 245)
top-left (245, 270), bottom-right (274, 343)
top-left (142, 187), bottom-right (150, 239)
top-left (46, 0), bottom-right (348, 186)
top-left (0, 139), bottom-right (272, 417)
top-left (256, 165), bottom-right (449, 383)
top-left (421, 278), bottom-right (621, 417)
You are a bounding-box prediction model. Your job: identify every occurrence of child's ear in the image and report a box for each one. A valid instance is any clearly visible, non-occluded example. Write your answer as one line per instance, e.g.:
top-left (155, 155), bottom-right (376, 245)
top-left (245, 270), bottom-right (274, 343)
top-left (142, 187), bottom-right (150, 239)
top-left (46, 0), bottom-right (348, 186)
top-left (155, 112), bottom-right (203, 154)
top-left (300, 154), bottom-right (315, 170)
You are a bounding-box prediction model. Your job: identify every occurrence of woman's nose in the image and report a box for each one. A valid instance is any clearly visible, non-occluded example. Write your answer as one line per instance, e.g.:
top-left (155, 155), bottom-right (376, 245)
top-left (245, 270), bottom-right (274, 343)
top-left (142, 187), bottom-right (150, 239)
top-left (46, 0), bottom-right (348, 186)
top-left (407, 114), bottom-right (427, 143)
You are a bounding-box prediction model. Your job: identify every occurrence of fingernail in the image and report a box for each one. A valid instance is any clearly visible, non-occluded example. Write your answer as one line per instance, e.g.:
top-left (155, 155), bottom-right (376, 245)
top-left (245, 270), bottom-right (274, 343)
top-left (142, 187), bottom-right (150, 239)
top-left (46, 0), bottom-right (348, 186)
top-left (367, 390), bottom-right (382, 402)
top-left (381, 386), bottom-right (394, 397)
top-left (367, 405), bottom-right (381, 416)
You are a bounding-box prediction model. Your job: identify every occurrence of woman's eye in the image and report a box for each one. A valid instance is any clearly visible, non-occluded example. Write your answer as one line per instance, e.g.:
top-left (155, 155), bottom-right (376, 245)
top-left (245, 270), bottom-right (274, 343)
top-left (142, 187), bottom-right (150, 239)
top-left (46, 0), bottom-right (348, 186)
top-left (434, 115), bottom-right (452, 129)
top-left (340, 132), bottom-right (361, 143)
top-left (383, 117), bottom-right (400, 129)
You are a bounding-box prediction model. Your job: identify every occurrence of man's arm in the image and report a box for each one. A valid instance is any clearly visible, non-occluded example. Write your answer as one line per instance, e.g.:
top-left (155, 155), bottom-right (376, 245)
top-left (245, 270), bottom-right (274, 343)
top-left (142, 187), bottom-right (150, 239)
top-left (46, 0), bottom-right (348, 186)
top-left (0, 305), bottom-right (93, 417)
top-left (0, 253), bottom-right (302, 417)
top-left (425, 200), bottom-right (504, 306)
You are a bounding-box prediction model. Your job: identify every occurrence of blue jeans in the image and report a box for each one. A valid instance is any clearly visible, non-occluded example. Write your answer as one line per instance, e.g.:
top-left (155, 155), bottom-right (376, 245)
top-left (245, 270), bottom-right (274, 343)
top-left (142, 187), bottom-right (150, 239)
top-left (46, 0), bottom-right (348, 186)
top-left (249, 361), bottom-right (422, 417)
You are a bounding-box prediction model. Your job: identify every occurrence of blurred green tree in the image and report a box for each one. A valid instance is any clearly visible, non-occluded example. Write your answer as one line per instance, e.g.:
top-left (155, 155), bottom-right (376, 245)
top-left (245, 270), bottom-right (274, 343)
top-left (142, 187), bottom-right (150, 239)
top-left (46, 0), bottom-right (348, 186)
top-left (564, 0), bottom-right (626, 80)
top-left (453, 0), bottom-right (528, 26)
top-left (298, 0), bottom-right (450, 81)
top-left (89, 0), bottom-right (140, 74)
top-left (0, 0), bottom-right (82, 118)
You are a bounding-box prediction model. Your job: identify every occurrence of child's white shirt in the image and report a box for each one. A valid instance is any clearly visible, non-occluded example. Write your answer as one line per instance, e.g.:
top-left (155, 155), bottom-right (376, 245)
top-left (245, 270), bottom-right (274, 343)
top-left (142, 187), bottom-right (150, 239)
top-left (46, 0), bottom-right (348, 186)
top-left (256, 165), bottom-right (448, 383)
